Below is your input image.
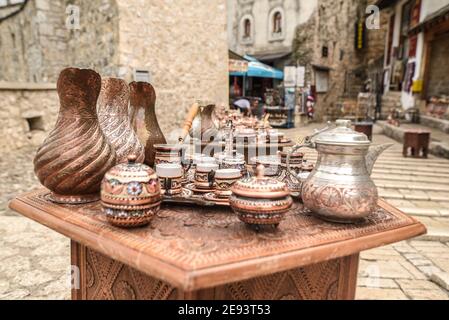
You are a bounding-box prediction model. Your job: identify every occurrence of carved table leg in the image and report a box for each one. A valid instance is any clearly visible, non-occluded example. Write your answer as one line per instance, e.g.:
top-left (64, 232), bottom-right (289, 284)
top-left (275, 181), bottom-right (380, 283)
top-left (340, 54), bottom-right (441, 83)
top-left (71, 241), bottom-right (359, 300)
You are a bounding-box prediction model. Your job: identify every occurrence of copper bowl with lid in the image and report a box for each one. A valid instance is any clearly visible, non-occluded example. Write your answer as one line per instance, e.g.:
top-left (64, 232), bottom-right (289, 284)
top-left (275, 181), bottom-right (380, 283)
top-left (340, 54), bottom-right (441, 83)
top-left (101, 154), bottom-right (162, 228)
top-left (230, 165), bottom-right (293, 229)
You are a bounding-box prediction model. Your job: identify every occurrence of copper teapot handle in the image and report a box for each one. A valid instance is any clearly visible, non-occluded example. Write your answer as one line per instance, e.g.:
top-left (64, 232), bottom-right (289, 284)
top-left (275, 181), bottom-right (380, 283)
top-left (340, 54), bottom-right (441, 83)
top-left (286, 142), bottom-right (314, 179)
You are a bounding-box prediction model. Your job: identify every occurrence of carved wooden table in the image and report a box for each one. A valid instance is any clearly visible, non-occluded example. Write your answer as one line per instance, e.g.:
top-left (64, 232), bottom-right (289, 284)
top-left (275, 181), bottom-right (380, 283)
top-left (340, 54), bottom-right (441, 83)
top-left (10, 189), bottom-right (425, 300)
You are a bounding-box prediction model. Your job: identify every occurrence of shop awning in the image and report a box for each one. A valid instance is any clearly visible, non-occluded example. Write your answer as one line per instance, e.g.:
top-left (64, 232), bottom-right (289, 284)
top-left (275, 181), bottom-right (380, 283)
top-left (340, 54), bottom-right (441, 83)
top-left (230, 55), bottom-right (284, 79)
top-left (252, 50), bottom-right (291, 63)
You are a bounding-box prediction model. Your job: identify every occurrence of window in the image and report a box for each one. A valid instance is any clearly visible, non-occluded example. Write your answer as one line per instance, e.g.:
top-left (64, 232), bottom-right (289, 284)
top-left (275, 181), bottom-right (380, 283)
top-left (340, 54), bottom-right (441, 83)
top-left (315, 70), bottom-right (329, 93)
top-left (243, 19), bottom-right (251, 38)
top-left (322, 46), bottom-right (328, 58)
top-left (240, 15), bottom-right (254, 43)
top-left (25, 116), bottom-right (44, 132)
top-left (268, 8), bottom-right (285, 41)
top-left (273, 11), bottom-right (282, 34)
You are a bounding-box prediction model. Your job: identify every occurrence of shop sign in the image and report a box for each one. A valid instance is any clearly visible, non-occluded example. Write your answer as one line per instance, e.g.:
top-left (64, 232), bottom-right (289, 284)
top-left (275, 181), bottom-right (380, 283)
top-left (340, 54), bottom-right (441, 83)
top-left (355, 20), bottom-right (366, 50)
top-left (229, 59), bottom-right (248, 73)
top-left (284, 66), bottom-right (297, 87)
top-left (296, 66), bottom-right (305, 88)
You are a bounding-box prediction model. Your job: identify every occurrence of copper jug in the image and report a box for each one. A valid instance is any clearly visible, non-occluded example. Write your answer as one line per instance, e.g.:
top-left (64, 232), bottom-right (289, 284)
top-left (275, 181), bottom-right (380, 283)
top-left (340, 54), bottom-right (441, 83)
top-left (287, 120), bottom-right (392, 223)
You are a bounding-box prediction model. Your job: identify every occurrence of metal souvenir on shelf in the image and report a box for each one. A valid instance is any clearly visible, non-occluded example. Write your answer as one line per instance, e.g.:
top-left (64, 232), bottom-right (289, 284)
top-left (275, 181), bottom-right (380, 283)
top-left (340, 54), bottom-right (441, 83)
top-left (98, 78), bottom-right (145, 164)
top-left (129, 81), bottom-right (167, 166)
top-left (34, 68), bottom-right (116, 204)
top-left (287, 119), bottom-right (392, 223)
top-left (230, 165), bottom-right (293, 230)
top-left (101, 155), bottom-right (162, 228)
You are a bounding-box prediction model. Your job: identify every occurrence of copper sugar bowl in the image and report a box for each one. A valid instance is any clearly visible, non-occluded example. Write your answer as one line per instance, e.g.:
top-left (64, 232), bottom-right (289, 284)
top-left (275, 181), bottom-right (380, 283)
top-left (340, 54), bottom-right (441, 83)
top-left (230, 165), bottom-right (293, 230)
top-left (101, 155), bottom-right (162, 228)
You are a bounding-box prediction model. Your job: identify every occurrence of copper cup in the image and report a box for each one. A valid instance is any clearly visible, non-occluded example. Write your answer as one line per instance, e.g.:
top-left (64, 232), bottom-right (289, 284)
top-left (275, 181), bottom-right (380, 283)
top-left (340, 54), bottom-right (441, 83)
top-left (214, 169), bottom-right (241, 198)
top-left (156, 163), bottom-right (183, 196)
top-left (194, 163), bottom-right (219, 190)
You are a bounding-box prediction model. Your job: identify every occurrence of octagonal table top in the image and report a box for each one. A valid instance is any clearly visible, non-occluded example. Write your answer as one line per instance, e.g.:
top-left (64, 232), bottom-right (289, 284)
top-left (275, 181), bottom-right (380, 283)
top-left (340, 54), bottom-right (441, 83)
top-left (9, 188), bottom-right (425, 291)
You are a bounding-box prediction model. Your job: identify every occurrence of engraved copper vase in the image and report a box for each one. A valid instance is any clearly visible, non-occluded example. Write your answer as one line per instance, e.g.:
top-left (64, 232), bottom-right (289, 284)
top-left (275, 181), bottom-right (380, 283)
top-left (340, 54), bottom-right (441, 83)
top-left (129, 81), bottom-right (166, 166)
top-left (34, 68), bottom-right (117, 204)
top-left (98, 78), bottom-right (145, 164)
top-left (189, 103), bottom-right (219, 142)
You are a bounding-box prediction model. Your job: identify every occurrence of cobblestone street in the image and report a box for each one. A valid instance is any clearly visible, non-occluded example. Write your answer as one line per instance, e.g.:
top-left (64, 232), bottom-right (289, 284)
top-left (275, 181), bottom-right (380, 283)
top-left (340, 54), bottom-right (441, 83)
top-left (1, 123), bottom-right (449, 299)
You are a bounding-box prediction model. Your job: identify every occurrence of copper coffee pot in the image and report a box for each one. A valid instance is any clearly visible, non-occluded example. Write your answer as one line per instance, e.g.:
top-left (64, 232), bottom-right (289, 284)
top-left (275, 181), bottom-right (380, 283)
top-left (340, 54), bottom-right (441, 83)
top-left (287, 120), bottom-right (392, 223)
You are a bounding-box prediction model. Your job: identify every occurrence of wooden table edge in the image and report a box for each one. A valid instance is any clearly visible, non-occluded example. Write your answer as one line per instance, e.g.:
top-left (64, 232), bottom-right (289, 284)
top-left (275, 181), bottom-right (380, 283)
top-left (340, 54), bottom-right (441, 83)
top-left (9, 197), bottom-right (426, 292)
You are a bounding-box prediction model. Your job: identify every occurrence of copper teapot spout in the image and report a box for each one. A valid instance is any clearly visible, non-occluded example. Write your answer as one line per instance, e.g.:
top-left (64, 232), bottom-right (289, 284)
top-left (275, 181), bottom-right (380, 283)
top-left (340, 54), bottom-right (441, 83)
top-left (365, 143), bottom-right (393, 175)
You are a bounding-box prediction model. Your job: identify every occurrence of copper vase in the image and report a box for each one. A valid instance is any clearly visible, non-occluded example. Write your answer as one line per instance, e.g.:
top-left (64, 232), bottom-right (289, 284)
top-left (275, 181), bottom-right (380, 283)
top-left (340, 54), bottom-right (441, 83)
top-left (98, 78), bottom-right (145, 164)
top-left (34, 68), bottom-right (117, 204)
top-left (189, 103), bottom-right (219, 142)
top-left (129, 81), bottom-right (166, 166)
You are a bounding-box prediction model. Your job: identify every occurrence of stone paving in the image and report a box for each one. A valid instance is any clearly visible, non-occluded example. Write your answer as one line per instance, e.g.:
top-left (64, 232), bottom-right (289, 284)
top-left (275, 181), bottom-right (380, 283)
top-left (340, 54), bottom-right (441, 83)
top-left (1, 122), bottom-right (449, 300)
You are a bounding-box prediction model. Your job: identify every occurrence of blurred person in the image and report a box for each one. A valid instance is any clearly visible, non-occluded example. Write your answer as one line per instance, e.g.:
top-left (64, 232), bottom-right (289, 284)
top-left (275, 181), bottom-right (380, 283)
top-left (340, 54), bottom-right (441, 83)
top-left (233, 98), bottom-right (251, 116)
top-left (306, 95), bottom-right (315, 122)
top-left (250, 98), bottom-right (261, 118)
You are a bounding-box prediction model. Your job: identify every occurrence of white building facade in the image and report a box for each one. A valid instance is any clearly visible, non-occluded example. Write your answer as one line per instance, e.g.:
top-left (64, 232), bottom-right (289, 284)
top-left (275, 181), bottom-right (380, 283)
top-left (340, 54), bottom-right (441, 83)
top-left (227, 0), bottom-right (317, 68)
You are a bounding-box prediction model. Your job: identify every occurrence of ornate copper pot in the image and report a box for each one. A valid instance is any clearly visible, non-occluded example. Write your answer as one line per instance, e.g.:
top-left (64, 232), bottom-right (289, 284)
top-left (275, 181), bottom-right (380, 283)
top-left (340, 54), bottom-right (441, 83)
top-left (34, 68), bottom-right (116, 204)
top-left (129, 81), bottom-right (166, 166)
top-left (98, 78), bottom-right (145, 164)
top-left (101, 155), bottom-right (161, 228)
top-left (230, 165), bottom-right (293, 230)
top-left (287, 120), bottom-right (392, 223)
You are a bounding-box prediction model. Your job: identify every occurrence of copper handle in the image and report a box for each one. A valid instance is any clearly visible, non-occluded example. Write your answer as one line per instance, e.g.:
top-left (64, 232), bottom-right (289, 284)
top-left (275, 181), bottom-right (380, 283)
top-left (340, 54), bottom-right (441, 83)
top-left (178, 102), bottom-right (200, 143)
top-left (286, 142), bottom-right (313, 179)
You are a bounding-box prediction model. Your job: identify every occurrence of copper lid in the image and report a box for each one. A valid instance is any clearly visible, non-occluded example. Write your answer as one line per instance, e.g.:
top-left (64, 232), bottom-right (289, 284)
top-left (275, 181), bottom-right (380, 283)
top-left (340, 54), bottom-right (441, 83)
top-left (101, 155), bottom-right (161, 207)
top-left (231, 165), bottom-right (290, 199)
top-left (315, 119), bottom-right (370, 146)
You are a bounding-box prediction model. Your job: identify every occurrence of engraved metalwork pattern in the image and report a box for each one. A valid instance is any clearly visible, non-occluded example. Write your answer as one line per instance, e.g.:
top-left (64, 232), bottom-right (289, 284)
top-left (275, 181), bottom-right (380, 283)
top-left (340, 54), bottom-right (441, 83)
top-left (129, 82), bottom-right (167, 166)
top-left (20, 189), bottom-right (417, 271)
top-left (33, 68), bottom-right (116, 202)
top-left (98, 78), bottom-right (145, 164)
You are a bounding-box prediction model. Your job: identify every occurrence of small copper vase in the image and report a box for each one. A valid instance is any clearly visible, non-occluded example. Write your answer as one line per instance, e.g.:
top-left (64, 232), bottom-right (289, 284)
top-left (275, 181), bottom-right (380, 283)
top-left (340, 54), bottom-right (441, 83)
top-left (189, 103), bottom-right (219, 142)
top-left (129, 81), bottom-right (166, 166)
top-left (98, 78), bottom-right (145, 164)
top-left (34, 68), bottom-right (117, 204)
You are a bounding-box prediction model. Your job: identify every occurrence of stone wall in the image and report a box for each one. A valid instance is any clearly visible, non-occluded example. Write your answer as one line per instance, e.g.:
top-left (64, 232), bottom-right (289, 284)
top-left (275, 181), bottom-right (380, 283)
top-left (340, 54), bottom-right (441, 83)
top-left (293, 0), bottom-right (365, 119)
top-left (116, 0), bottom-right (229, 139)
top-left (292, 0), bottom-right (390, 120)
top-left (0, 0), bottom-right (229, 150)
top-left (427, 33), bottom-right (449, 98)
top-left (0, 86), bottom-right (58, 151)
top-left (0, 0), bottom-right (67, 82)
top-left (65, 0), bottom-right (120, 77)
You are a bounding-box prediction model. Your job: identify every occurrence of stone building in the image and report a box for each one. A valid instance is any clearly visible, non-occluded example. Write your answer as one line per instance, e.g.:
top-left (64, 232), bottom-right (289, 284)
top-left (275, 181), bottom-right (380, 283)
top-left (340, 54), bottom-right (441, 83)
top-left (378, 0), bottom-right (449, 120)
top-left (0, 0), bottom-right (229, 151)
top-left (292, 0), bottom-right (390, 120)
top-left (227, 0), bottom-right (317, 69)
